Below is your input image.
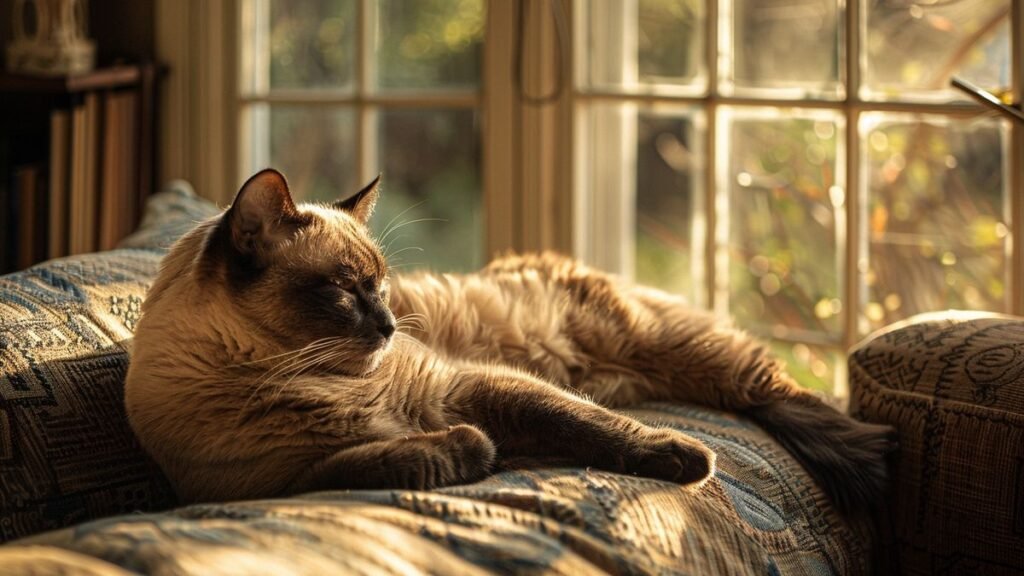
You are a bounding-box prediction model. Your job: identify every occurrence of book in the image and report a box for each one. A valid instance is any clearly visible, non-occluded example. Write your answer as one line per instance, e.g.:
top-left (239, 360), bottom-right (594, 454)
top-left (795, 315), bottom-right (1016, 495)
top-left (15, 165), bottom-right (46, 270)
top-left (82, 92), bottom-right (101, 253)
top-left (48, 109), bottom-right (71, 259)
top-left (69, 102), bottom-right (86, 255)
top-left (0, 136), bottom-right (10, 272)
top-left (97, 91), bottom-right (140, 250)
top-left (118, 92), bottom-right (139, 241)
top-left (69, 93), bottom-right (102, 255)
top-left (99, 92), bottom-right (120, 251)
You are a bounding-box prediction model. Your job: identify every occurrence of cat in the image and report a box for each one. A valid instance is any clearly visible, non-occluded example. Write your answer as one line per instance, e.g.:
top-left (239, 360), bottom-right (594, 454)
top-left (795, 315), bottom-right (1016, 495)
top-left (126, 168), bottom-right (893, 513)
top-left (125, 169), bottom-right (715, 505)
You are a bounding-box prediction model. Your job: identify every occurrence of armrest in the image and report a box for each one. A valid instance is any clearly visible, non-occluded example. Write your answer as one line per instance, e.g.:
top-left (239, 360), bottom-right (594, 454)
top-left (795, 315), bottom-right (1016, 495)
top-left (849, 312), bottom-right (1024, 575)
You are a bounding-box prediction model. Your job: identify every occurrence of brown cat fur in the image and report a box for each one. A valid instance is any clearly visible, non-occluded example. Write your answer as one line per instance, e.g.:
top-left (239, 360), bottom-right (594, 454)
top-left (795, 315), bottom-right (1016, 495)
top-left (125, 170), bottom-right (715, 504)
top-left (126, 169), bottom-right (892, 513)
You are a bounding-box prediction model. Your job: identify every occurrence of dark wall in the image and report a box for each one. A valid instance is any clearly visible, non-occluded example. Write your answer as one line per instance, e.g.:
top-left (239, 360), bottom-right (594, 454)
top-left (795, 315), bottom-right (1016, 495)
top-left (89, 0), bottom-right (155, 65)
top-left (1, 0), bottom-right (154, 68)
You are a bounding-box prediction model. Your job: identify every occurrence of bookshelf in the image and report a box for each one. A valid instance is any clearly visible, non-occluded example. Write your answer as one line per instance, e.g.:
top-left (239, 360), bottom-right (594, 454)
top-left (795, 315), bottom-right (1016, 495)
top-left (0, 63), bottom-right (159, 273)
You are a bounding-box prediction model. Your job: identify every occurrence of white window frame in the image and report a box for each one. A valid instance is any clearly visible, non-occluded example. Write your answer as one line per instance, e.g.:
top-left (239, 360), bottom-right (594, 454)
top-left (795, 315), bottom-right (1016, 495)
top-left (156, 0), bottom-right (577, 264)
top-left (571, 0), bottom-right (1024, 392)
top-left (156, 0), bottom-right (1023, 391)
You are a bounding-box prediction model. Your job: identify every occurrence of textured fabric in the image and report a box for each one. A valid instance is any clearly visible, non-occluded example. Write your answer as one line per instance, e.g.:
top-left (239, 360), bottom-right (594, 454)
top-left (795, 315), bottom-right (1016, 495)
top-left (4, 403), bottom-right (869, 575)
top-left (0, 184), bottom-right (869, 572)
top-left (0, 183), bottom-right (219, 543)
top-left (849, 312), bottom-right (1024, 576)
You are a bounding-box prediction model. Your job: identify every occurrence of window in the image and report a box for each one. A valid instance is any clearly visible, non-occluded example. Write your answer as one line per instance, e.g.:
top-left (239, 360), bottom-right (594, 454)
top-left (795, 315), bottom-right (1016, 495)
top-left (230, 0), bottom-right (1020, 395)
top-left (238, 0), bottom-right (485, 271)
top-left (575, 0), bottom-right (1018, 395)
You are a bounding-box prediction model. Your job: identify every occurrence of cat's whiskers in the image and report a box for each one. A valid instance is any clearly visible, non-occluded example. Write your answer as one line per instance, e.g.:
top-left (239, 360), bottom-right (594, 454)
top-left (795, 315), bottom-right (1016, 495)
top-left (380, 217), bottom-right (446, 253)
top-left (237, 339), bottom-right (347, 419)
top-left (265, 341), bottom-right (361, 410)
top-left (252, 339), bottom-right (342, 383)
top-left (381, 233), bottom-right (410, 261)
top-left (386, 246), bottom-right (424, 261)
top-left (227, 337), bottom-right (340, 368)
top-left (395, 312), bottom-right (429, 333)
top-left (376, 201), bottom-right (426, 248)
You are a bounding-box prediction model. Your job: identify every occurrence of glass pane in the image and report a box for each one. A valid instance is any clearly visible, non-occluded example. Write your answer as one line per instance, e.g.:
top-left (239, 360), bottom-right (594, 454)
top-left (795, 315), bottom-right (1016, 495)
top-left (861, 114), bottom-right (1009, 333)
top-left (635, 111), bottom-right (705, 304)
top-left (241, 0), bottom-right (357, 94)
top-left (243, 105), bottom-right (358, 201)
top-left (719, 108), bottom-right (845, 338)
top-left (375, 0), bottom-right (484, 91)
top-left (770, 341), bottom-right (844, 395)
top-left (579, 0), bottom-right (706, 94)
top-left (721, 0), bottom-right (843, 98)
top-left (862, 0), bottom-right (1011, 102)
top-left (375, 109), bottom-right (482, 272)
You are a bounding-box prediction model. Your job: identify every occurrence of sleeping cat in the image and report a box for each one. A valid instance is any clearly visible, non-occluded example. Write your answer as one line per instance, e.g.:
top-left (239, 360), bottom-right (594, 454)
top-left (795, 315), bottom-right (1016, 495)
top-left (125, 169), bottom-right (892, 513)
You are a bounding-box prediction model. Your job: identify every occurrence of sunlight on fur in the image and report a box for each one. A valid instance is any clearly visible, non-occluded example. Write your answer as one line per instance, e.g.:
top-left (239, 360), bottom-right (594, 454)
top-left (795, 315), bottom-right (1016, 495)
top-left (125, 169), bottom-right (893, 513)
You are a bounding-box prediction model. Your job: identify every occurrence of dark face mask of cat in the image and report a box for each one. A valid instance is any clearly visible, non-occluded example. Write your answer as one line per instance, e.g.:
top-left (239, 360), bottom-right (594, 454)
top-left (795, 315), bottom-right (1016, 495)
top-left (214, 169), bottom-right (395, 375)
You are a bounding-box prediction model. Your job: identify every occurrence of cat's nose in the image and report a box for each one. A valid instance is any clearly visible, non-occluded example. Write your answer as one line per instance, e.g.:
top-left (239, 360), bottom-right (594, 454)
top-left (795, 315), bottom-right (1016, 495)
top-left (378, 321), bottom-right (396, 339)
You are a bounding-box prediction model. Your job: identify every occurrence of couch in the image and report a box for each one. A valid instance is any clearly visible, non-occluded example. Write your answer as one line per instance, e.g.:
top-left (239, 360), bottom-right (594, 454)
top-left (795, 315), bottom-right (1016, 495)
top-left (0, 183), bottom-right (1018, 574)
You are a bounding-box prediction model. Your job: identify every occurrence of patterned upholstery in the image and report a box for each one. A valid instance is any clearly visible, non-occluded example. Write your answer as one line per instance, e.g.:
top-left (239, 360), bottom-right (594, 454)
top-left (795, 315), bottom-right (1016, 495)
top-left (849, 312), bottom-right (1024, 576)
top-left (0, 182), bottom-right (218, 542)
top-left (3, 404), bottom-right (870, 575)
top-left (0, 185), bottom-right (870, 573)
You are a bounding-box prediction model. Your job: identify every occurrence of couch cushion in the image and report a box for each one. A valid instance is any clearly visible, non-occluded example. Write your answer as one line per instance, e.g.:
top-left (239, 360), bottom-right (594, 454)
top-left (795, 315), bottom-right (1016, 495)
top-left (0, 184), bottom-right (871, 572)
top-left (0, 183), bottom-right (219, 542)
top-left (849, 312), bottom-right (1024, 575)
top-left (3, 403), bottom-right (871, 575)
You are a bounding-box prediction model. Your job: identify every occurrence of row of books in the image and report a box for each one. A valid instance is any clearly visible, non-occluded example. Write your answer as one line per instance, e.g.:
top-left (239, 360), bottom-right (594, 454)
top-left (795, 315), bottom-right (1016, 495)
top-left (6, 90), bottom-right (140, 271)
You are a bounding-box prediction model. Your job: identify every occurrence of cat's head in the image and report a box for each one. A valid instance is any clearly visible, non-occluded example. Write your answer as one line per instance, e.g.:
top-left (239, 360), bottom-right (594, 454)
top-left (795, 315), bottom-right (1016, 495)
top-left (202, 168), bottom-right (395, 375)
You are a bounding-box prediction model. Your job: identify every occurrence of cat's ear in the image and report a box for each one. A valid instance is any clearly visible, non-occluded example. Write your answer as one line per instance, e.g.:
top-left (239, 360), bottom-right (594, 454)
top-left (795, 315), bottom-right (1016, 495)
top-left (333, 175), bottom-right (381, 224)
top-left (227, 169), bottom-right (307, 256)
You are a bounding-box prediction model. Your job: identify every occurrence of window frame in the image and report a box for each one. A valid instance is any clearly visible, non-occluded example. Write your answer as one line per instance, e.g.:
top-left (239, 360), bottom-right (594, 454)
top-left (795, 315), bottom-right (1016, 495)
top-left (571, 0), bottom-right (1024, 393)
top-left (235, 0), bottom-right (483, 200)
top-left (161, 0), bottom-right (1022, 391)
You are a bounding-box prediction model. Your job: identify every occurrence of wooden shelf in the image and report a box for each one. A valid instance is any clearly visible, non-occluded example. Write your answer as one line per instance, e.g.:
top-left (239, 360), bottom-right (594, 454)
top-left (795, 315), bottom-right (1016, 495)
top-left (0, 65), bottom-right (147, 94)
top-left (0, 63), bottom-right (161, 273)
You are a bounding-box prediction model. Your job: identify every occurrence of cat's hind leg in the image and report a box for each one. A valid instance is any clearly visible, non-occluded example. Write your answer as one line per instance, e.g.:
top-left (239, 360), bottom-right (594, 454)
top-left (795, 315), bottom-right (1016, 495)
top-left (571, 284), bottom-right (895, 513)
top-left (287, 425), bottom-right (496, 494)
top-left (444, 367), bottom-right (715, 487)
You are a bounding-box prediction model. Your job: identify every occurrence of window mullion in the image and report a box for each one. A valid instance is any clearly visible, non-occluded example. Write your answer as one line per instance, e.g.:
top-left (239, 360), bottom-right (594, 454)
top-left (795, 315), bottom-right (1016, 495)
top-left (704, 0), bottom-right (718, 313)
top-left (842, 0), bottom-right (862, 358)
top-left (356, 0), bottom-right (371, 182)
top-left (1011, 2), bottom-right (1024, 316)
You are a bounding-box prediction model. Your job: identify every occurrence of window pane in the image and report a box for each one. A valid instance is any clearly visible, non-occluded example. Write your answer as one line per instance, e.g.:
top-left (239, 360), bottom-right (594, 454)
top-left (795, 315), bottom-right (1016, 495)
top-left (576, 103), bottom-right (705, 302)
top-left (861, 114), bottom-right (1009, 333)
top-left (635, 111), bottom-right (705, 304)
top-left (770, 341), bottom-right (844, 395)
top-left (374, 0), bottom-right (484, 91)
top-left (862, 0), bottom-right (1011, 102)
top-left (578, 0), bottom-right (706, 94)
top-left (719, 108), bottom-right (845, 339)
top-left (721, 0), bottom-right (843, 98)
top-left (241, 0), bottom-right (357, 94)
top-left (243, 105), bottom-right (358, 201)
top-left (375, 109), bottom-right (482, 272)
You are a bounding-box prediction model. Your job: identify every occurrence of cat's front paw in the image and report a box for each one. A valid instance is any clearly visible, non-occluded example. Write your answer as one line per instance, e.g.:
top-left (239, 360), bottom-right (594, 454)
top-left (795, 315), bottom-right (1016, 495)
top-left (442, 424), bottom-right (497, 485)
top-left (629, 428), bottom-right (716, 486)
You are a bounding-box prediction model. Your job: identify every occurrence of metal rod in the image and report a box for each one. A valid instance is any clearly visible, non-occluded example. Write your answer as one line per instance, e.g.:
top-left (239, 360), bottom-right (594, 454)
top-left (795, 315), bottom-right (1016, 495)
top-left (951, 77), bottom-right (1024, 124)
top-left (573, 90), bottom-right (994, 116)
top-left (239, 93), bottom-right (480, 108)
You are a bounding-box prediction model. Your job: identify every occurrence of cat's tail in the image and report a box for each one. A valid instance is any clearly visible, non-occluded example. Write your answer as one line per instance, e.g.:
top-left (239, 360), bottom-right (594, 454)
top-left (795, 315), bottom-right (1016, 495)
top-left (747, 396), bottom-right (897, 514)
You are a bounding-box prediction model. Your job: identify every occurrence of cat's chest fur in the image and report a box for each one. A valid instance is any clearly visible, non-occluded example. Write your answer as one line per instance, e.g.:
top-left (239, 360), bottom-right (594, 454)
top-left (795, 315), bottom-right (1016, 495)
top-left (287, 335), bottom-right (455, 442)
